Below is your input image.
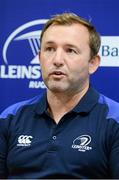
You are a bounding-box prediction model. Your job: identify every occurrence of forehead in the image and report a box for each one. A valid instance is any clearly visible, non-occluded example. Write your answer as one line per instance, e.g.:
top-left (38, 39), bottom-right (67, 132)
top-left (41, 23), bottom-right (90, 45)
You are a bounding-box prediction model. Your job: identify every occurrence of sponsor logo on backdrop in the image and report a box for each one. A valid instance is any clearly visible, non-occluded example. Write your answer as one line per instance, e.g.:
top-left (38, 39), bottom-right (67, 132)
top-left (0, 19), bottom-right (119, 89)
top-left (0, 19), bottom-right (48, 89)
top-left (100, 36), bottom-right (119, 67)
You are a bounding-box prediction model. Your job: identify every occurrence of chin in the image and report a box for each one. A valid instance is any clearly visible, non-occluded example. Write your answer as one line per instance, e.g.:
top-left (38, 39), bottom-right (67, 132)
top-left (49, 87), bottom-right (66, 93)
top-left (47, 84), bottom-right (68, 93)
top-left (45, 80), bottom-right (70, 93)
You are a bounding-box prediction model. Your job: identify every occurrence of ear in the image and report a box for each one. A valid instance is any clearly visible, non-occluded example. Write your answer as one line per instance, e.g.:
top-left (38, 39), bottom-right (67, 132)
top-left (89, 55), bottom-right (101, 75)
top-left (38, 50), bottom-right (41, 64)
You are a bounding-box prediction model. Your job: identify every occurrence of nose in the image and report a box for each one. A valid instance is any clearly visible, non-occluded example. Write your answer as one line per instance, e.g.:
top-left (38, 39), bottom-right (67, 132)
top-left (53, 48), bottom-right (64, 67)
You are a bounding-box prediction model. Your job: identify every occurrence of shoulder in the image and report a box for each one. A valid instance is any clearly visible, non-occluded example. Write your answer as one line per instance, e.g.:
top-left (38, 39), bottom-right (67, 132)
top-left (98, 94), bottom-right (119, 122)
top-left (0, 95), bottom-right (41, 119)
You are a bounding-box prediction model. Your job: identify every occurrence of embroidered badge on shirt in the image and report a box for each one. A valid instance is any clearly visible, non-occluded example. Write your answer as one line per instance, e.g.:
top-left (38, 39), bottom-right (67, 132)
top-left (72, 135), bottom-right (92, 152)
top-left (17, 135), bottom-right (33, 147)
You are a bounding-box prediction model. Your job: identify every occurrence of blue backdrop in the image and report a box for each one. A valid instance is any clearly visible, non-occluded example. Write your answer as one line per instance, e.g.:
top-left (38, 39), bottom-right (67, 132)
top-left (0, 0), bottom-right (119, 113)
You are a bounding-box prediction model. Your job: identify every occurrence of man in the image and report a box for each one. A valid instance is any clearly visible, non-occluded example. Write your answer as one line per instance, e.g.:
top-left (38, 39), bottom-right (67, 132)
top-left (0, 12), bottom-right (119, 179)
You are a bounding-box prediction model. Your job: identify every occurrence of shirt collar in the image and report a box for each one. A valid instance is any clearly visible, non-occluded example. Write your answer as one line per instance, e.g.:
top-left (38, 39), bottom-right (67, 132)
top-left (72, 86), bottom-right (99, 114)
top-left (35, 86), bottom-right (99, 115)
top-left (35, 91), bottom-right (48, 115)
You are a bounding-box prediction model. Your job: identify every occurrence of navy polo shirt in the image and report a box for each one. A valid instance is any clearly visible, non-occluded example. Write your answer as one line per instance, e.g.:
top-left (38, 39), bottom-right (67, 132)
top-left (0, 86), bottom-right (119, 179)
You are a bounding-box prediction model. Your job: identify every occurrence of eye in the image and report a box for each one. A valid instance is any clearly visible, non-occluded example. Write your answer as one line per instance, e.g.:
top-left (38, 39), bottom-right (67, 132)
top-left (45, 46), bottom-right (55, 52)
top-left (66, 48), bottom-right (78, 54)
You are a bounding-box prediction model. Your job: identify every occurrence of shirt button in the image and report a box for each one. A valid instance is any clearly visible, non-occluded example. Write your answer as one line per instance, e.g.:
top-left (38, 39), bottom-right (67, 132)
top-left (52, 136), bottom-right (57, 140)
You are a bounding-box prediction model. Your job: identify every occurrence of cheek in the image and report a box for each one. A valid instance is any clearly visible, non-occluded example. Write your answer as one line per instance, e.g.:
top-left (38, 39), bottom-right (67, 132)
top-left (39, 60), bottom-right (46, 76)
top-left (69, 62), bottom-right (89, 75)
top-left (40, 62), bottom-right (50, 80)
top-left (40, 57), bottom-right (47, 71)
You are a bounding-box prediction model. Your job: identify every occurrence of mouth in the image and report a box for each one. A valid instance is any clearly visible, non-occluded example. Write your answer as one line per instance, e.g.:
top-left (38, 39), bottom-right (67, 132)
top-left (49, 71), bottom-right (66, 78)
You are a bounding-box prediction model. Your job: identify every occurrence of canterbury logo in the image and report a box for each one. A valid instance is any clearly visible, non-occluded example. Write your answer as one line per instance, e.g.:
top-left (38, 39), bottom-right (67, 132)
top-left (17, 135), bottom-right (33, 147)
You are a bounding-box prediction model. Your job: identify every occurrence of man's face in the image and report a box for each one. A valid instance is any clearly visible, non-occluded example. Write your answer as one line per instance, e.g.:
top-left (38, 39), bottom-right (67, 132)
top-left (39, 24), bottom-right (99, 94)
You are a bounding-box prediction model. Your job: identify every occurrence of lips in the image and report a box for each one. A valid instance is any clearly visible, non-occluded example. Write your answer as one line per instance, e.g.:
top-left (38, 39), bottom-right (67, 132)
top-left (50, 71), bottom-right (65, 76)
top-left (49, 71), bottom-right (66, 79)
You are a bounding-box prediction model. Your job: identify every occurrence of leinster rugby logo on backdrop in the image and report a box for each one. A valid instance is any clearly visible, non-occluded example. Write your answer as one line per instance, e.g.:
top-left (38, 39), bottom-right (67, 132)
top-left (0, 19), bottom-right (48, 89)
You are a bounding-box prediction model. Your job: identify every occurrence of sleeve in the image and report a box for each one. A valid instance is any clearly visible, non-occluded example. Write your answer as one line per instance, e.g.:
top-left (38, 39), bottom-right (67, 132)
top-left (0, 118), bottom-right (8, 178)
top-left (109, 120), bottom-right (119, 178)
top-left (0, 102), bottom-right (24, 178)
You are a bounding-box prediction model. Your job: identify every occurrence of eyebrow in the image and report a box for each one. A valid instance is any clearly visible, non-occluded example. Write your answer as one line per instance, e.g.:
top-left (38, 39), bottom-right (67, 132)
top-left (44, 41), bottom-right (78, 47)
top-left (42, 41), bottom-right (81, 51)
top-left (43, 41), bottom-right (55, 45)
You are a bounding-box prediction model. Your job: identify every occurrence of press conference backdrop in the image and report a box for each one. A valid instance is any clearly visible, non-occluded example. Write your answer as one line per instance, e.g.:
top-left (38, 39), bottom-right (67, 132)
top-left (0, 0), bottom-right (119, 113)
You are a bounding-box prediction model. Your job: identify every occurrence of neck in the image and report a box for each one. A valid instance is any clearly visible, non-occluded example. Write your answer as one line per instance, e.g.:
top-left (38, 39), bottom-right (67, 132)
top-left (47, 85), bottom-right (89, 124)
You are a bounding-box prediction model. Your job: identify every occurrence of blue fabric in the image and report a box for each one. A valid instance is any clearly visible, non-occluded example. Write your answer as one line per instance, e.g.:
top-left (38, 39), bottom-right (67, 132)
top-left (0, 95), bottom-right (41, 119)
top-left (0, 86), bottom-right (119, 178)
top-left (99, 94), bottom-right (119, 122)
